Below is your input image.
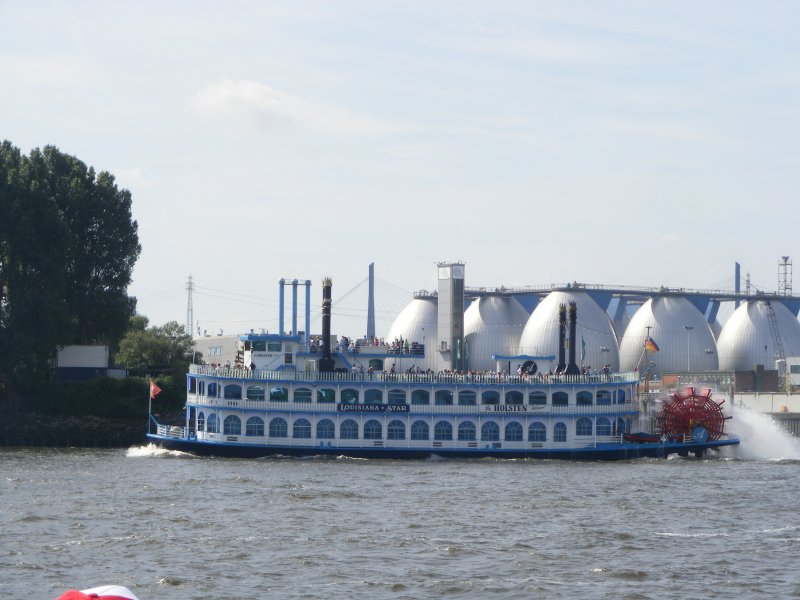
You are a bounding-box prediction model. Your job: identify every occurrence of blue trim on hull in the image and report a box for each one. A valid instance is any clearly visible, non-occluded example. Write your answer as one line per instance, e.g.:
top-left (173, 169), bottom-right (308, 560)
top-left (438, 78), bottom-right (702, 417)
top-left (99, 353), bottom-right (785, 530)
top-left (146, 434), bottom-right (739, 461)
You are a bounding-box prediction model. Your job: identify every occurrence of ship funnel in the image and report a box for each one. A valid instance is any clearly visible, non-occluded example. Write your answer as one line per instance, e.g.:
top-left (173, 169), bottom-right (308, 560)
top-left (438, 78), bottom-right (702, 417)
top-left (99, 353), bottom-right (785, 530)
top-left (557, 304), bottom-right (567, 373)
top-left (565, 301), bottom-right (581, 375)
top-left (319, 277), bottom-right (335, 372)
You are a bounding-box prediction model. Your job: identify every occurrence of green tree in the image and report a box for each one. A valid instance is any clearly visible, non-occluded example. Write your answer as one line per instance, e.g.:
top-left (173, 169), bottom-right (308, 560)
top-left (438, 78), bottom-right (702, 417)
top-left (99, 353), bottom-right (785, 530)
top-left (116, 319), bottom-right (197, 376)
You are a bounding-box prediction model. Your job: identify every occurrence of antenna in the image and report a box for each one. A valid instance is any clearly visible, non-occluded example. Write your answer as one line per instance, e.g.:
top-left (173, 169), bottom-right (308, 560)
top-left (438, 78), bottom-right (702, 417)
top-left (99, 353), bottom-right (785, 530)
top-left (186, 274), bottom-right (194, 337)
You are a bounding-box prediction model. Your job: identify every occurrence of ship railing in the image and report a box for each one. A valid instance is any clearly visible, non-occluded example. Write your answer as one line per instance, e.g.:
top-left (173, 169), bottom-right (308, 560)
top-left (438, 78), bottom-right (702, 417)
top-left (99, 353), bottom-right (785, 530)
top-left (189, 364), bottom-right (638, 386)
top-left (157, 424), bottom-right (186, 439)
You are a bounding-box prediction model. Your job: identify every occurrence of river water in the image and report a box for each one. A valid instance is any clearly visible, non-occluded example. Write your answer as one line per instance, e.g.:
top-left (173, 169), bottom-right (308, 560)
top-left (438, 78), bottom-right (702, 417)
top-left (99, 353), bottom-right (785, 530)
top-left (3, 409), bottom-right (800, 600)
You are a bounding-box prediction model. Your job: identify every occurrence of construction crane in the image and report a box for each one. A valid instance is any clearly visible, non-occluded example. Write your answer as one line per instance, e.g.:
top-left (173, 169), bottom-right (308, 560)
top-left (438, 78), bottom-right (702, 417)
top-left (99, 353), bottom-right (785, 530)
top-left (765, 300), bottom-right (792, 392)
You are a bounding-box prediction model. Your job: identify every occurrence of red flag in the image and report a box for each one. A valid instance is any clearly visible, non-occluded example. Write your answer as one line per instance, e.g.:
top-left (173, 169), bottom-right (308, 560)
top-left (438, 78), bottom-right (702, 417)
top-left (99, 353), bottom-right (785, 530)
top-left (150, 379), bottom-right (162, 399)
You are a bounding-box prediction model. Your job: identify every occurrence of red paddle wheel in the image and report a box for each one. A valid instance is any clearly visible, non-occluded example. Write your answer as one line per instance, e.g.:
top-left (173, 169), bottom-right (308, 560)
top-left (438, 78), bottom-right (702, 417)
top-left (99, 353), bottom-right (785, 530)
top-left (657, 387), bottom-right (729, 442)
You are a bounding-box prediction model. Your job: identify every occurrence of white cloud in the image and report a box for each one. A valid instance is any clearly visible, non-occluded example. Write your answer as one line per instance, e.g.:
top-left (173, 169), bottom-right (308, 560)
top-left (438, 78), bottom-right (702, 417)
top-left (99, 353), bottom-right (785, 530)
top-left (191, 79), bottom-right (411, 136)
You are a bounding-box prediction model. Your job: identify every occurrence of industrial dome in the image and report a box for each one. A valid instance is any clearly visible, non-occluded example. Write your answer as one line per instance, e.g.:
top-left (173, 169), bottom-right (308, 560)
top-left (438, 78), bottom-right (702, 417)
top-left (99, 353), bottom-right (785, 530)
top-left (386, 296), bottom-right (438, 369)
top-left (464, 296), bottom-right (530, 371)
top-left (618, 296), bottom-right (718, 374)
top-left (518, 291), bottom-right (619, 373)
top-left (717, 299), bottom-right (800, 371)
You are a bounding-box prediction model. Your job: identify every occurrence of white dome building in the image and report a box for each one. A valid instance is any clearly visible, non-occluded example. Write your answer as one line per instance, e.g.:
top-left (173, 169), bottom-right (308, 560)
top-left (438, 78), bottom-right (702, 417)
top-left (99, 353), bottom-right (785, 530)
top-left (385, 296), bottom-right (438, 369)
top-left (619, 296), bottom-right (718, 374)
top-left (464, 296), bottom-right (530, 371)
top-left (716, 300), bottom-right (800, 371)
top-left (518, 291), bottom-right (619, 373)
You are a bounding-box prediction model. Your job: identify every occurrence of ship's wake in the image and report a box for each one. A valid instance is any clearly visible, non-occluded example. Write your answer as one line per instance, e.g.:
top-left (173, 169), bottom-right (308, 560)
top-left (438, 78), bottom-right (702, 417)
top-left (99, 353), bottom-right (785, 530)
top-left (126, 443), bottom-right (196, 459)
top-left (724, 406), bottom-right (800, 461)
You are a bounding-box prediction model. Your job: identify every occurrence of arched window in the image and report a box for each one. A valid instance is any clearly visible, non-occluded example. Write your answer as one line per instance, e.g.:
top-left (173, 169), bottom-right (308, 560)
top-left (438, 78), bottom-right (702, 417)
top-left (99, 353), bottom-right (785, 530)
top-left (294, 388), bottom-right (312, 403)
top-left (482, 391), bottom-right (500, 405)
top-left (576, 391), bottom-right (593, 406)
top-left (411, 390), bottom-right (430, 405)
top-left (529, 422), bottom-right (546, 442)
top-left (269, 417), bottom-right (287, 438)
top-left (223, 415), bottom-right (241, 435)
top-left (388, 389), bottom-right (406, 404)
top-left (365, 389), bottom-right (383, 404)
top-left (293, 418), bottom-right (311, 438)
top-left (247, 385), bottom-right (265, 401)
top-left (341, 389), bottom-right (359, 404)
top-left (206, 414), bottom-right (219, 433)
top-left (505, 421), bottom-right (523, 441)
top-left (435, 390), bottom-right (453, 405)
top-left (596, 417), bottom-right (611, 436)
top-left (614, 417), bottom-right (626, 435)
top-left (207, 383), bottom-right (218, 398)
top-left (317, 388), bottom-right (335, 403)
top-left (597, 390), bottom-right (612, 405)
top-left (434, 420), bottom-right (453, 441)
top-left (387, 420), bottom-right (406, 440)
top-left (224, 385), bottom-right (242, 399)
top-left (615, 389), bottom-right (626, 404)
top-left (340, 419), bottom-right (359, 440)
top-left (197, 411), bottom-right (205, 432)
top-left (458, 421), bottom-right (477, 441)
top-left (576, 417), bottom-right (592, 436)
top-left (458, 390), bottom-right (477, 405)
top-left (246, 416), bottom-right (264, 436)
top-left (553, 422), bottom-right (567, 442)
top-left (505, 391), bottom-right (524, 405)
top-left (529, 391), bottom-right (547, 406)
top-left (411, 420), bottom-right (429, 440)
top-left (270, 387), bottom-right (288, 402)
top-left (364, 419), bottom-right (382, 440)
top-left (482, 421), bottom-right (500, 441)
top-left (316, 419), bottom-right (335, 439)
top-left (552, 391), bottom-right (568, 406)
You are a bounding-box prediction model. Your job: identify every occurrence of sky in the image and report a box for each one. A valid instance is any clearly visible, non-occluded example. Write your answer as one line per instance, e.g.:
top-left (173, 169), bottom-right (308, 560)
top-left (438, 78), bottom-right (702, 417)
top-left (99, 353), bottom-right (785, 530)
top-left (2, 1), bottom-right (799, 338)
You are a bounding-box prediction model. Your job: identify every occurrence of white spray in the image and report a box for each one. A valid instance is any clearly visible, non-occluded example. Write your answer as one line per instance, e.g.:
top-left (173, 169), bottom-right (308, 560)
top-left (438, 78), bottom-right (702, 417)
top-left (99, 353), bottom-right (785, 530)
top-left (725, 405), bottom-right (800, 461)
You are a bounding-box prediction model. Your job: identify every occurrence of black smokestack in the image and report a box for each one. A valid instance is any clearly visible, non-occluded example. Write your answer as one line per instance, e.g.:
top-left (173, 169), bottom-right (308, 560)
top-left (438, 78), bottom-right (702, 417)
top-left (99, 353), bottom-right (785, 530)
top-left (557, 303), bottom-right (566, 373)
top-left (565, 301), bottom-right (580, 375)
top-left (319, 277), bottom-right (335, 372)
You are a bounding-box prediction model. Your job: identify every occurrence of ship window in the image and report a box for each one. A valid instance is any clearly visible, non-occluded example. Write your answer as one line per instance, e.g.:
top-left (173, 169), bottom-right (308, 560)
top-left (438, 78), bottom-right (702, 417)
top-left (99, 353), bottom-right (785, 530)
top-left (434, 390), bottom-right (452, 405)
top-left (577, 391), bottom-right (593, 406)
top-left (270, 387), bottom-right (288, 402)
top-left (293, 418), bottom-right (312, 439)
top-left (369, 359), bottom-right (384, 371)
top-left (206, 414), bottom-right (219, 433)
top-left (365, 389), bottom-right (384, 404)
top-left (505, 391), bottom-right (524, 405)
top-left (188, 377), bottom-right (196, 394)
top-left (223, 415), bottom-right (241, 435)
top-left (615, 389), bottom-right (626, 404)
top-left (341, 389), bottom-right (359, 404)
top-left (198, 381), bottom-right (205, 396)
top-left (597, 390), bottom-right (612, 405)
top-left (411, 389), bottom-right (429, 405)
top-left (246, 417), bottom-right (264, 436)
top-left (252, 341), bottom-right (266, 352)
top-left (411, 420), bottom-right (429, 440)
top-left (482, 391), bottom-right (500, 405)
top-left (614, 418), bottom-right (626, 435)
top-left (340, 419), bottom-right (359, 440)
top-left (269, 417), bottom-right (287, 438)
top-left (458, 421), bottom-right (476, 441)
top-left (224, 385), bottom-right (242, 399)
top-left (552, 392), bottom-right (568, 407)
top-left (597, 417), bottom-right (612, 436)
top-left (316, 419), bottom-right (335, 439)
top-left (529, 391), bottom-right (547, 406)
top-left (268, 342), bottom-right (282, 352)
top-left (284, 353), bottom-right (293, 364)
top-left (388, 389), bottom-right (407, 404)
top-left (529, 422), bottom-right (546, 442)
top-left (197, 411), bottom-right (205, 432)
top-left (505, 421), bottom-right (523, 441)
top-left (247, 386), bottom-right (265, 401)
top-left (387, 420), bottom-right (406, 440)
top-left (434, 420), bottom-right (453, 441)
top-left (458, 390), bottom-right (477, 405)
top-left (294, 388), bottom-right (312, 403)
top-left (576, 417), bottom-right (592, 436)
top-left (364, 419), bottom-right (382, 440)
top-left (317, 388), bottom-right (335, 403)
top-left (481, 421), bottom-right (500, 441)
top-left (207, 383), bottom-right (218, 398)
top-left (554, 422), bottom-right (567, 442)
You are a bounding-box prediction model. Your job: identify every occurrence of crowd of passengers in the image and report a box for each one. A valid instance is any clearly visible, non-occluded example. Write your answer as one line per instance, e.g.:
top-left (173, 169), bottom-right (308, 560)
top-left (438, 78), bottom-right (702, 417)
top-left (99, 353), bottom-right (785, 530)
top-left (308, 335), bottom-right (425, 355)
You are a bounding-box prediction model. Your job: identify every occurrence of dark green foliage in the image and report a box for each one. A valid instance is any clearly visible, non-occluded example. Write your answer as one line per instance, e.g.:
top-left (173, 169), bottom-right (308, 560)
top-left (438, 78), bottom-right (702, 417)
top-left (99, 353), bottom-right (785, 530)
top-left (116, 319), bottom-right (196, 377)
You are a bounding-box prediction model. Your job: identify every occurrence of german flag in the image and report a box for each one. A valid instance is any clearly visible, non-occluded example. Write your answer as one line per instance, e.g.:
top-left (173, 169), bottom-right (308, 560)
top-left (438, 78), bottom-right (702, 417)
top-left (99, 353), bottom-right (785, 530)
top-left (644, 336), bottom-right (659, 352)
